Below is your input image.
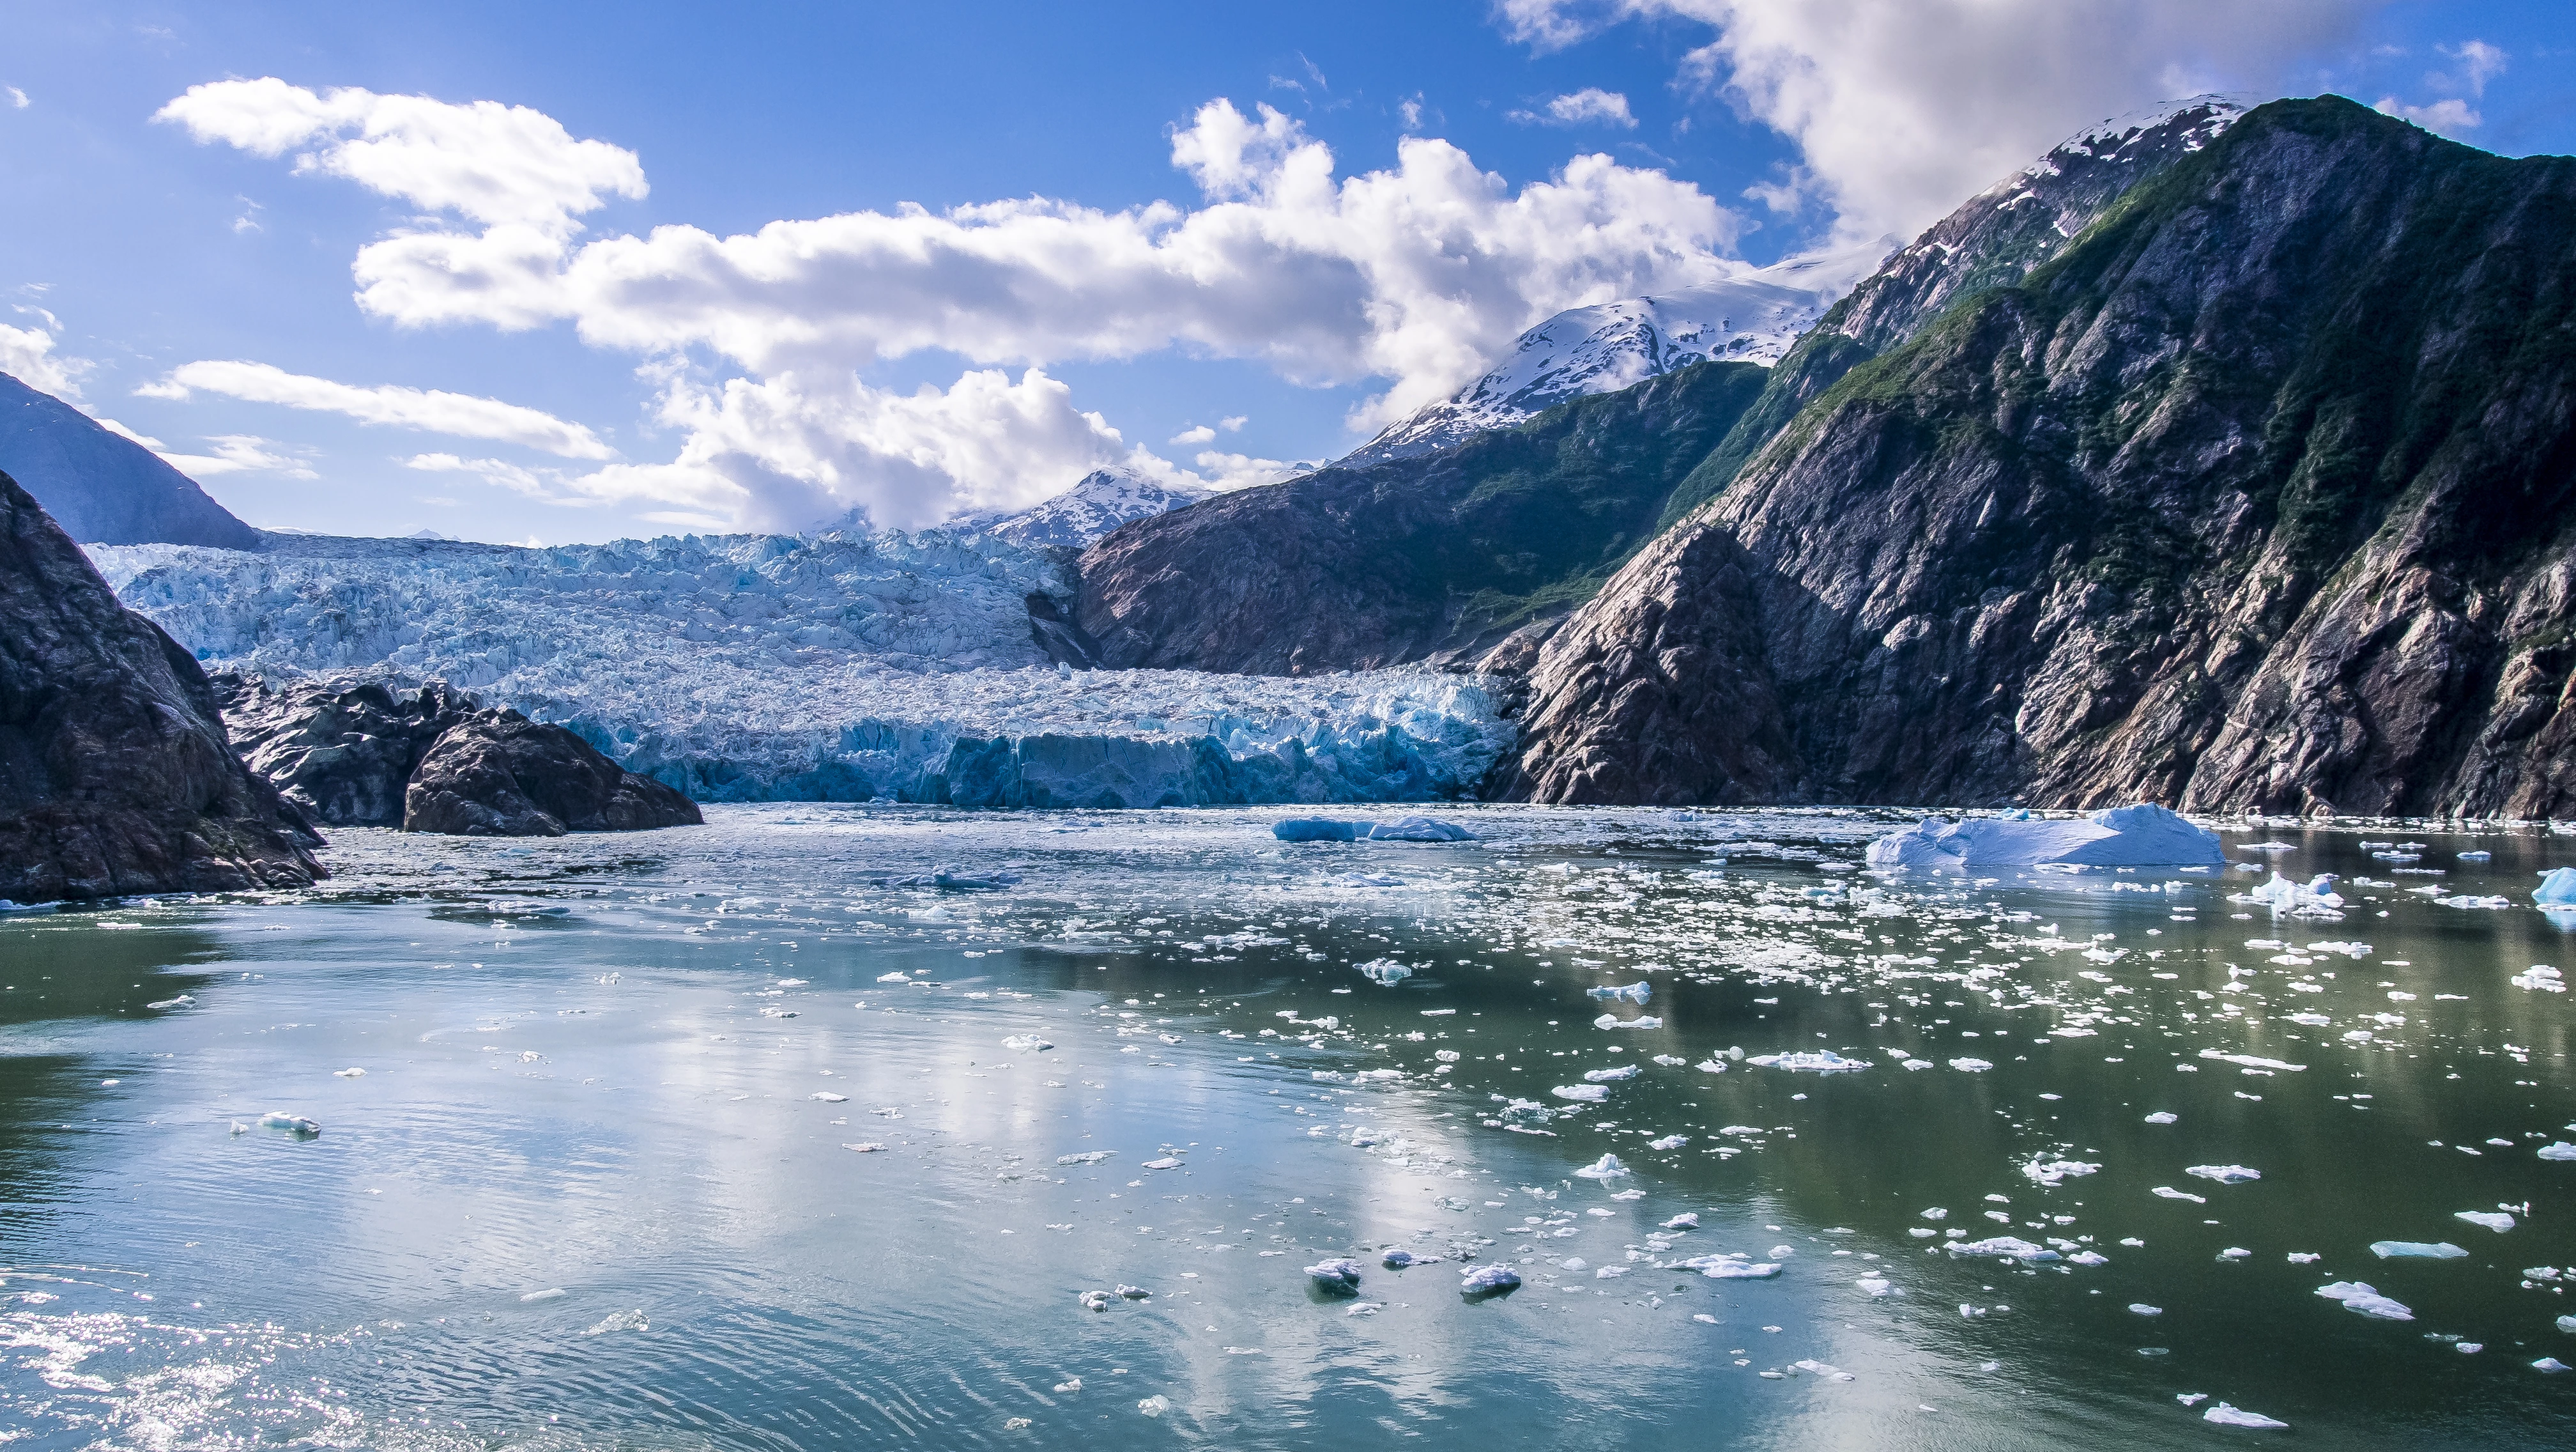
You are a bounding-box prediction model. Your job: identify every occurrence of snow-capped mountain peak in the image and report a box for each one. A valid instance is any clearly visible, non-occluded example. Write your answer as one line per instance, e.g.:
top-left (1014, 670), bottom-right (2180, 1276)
top-left (949, 465), bottom-right (1211, 548)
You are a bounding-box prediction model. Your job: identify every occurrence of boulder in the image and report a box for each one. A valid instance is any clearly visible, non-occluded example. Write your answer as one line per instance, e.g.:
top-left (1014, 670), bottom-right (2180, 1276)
top-left (0, 468), bottom-right (321, 901)
top-left (215, 674), bottom-right (478, 826)
top-left (403, 709), bottom-right (702, 836)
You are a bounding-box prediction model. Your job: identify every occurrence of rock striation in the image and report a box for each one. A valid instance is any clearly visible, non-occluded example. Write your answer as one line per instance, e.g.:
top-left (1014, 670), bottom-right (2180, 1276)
top-left (403, 708), bottom-right (703, 836)
top-left (216, 674), bottom-right (477, 826)
top-left (1506, 98), bottom-right (2576, 817)
top-left (0, 469), bottom-right (319, 902)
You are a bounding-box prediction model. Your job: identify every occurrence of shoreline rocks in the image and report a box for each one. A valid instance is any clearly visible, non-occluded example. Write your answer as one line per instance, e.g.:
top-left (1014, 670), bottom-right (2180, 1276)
top-left (403, 709), bottom-right (703, 836)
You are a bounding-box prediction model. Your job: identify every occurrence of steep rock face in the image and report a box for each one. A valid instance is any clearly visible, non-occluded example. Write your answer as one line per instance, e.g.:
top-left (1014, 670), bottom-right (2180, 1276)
top-left (215, 674), bottom-right (479, 826)
top-left (1079, 362), bottom-right (1772, 674)
top-left (0, 470), bottom-right (320, 901)
top-left (404, 709), bottom-right (704, 835)
top-left (0, 373), bottom-right (260, 548)
top-left (1508, 98), bottom-right (2576, 817)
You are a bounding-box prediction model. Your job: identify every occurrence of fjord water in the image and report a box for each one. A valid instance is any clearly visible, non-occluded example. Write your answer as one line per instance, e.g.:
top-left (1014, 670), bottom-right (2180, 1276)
top-left (4, 808), bottom-right (2572, 1449)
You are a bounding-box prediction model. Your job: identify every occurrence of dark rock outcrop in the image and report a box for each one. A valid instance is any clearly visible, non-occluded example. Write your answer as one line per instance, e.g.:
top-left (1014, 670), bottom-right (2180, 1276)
top-left (0, 468), bottom-right (321, 901)
top-left (403, 709), bottom-right (703, 835)
top-left (215, 674), bottom-right (479, 826)
top-left (0, 372), bottom-right (261, 548)
top-left (1506, 98), bottom-right (2576, 817)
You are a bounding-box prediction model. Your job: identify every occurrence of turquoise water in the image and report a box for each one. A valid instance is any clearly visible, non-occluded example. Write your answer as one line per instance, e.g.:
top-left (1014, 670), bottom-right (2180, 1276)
top-left (3, 805), bottom-right (2573, 1448)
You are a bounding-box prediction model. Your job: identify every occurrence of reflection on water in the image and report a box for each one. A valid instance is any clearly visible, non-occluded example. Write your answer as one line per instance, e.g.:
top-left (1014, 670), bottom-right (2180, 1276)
top-left (1, 805), bottom-right (2572, 1449)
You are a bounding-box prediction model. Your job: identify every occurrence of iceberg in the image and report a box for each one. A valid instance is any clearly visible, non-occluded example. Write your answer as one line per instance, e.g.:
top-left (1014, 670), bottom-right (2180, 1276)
top-left (1586, 982), bottom-right (1651, 1004)
top-left (2242, 872), bottom-right (2345, 915)
top-left (1304, 1258), bottom-right (1365, 1294)
top-left (1458, 1262), bottom-right (1521, 1295)
top-left (1946, 1237), bottom-right (2059, 1261)
top-left (2538, 868), bottom-right (2576, 906)
top-left (2369, 1240), bottom-right (2469, 1260)
top-left (1747, 1049), bottom-right (1869, 1072)
top-left (2185, 1165), bottom-right (2262, 1185)
top-left (1675, 1253), bottom-right (1782, 1279)
top-left (1275, 819), bottom-right (1367, 842)
top-left (1864, 803), bottom-right (2224, 869)
top-left (1572, 1154), bottom-right (1630, 1180)
top-left (2203, 1403), bottom-right (2288, 1429)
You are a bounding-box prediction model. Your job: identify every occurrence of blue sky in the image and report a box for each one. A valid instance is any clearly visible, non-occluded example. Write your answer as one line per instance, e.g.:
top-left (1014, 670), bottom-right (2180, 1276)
top-left (1, 0), bottom-right (2566, 544)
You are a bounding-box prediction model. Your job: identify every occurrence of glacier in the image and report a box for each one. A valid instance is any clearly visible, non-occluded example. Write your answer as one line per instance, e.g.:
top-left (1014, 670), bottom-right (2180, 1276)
top-left (89, 527), bottom-right (1513, 807)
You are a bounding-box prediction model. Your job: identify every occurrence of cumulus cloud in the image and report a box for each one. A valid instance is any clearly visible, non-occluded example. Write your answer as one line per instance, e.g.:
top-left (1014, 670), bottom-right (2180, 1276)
top-left (136, 359), bottom-right (615, 458)
top-left (1510, 88), bottom-right (1638, 127)
top-left (2379, 38), bottom-right (2506, 134)
top-left (1191, 450), bottom-right (1312, 491)
top-left (6, 86), bottom-right (27, 109)
top-left (0, 322), bottom-right (88, 399)
top-left (158, 434), bottom-right (318, 479)
top-left (1498, 0), bottom-right (2380, 242)
top-left (171, 82), bottom-right (1752, 529)
top-left (1169, 424), bottom-right (1216, 445)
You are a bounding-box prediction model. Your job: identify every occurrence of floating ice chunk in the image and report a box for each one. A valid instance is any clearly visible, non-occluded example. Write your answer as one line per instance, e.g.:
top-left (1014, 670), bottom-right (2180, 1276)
top-left (334, 1067), bottom-right (365, 1078)
top-left (2561, 1314), bottom-right (2576, 1332)
top-left (842, 1142), bottom-right (884, 1153)
top-left (1274, 819), bottom-right (1368, 842)
top-left (1078, 1290), bottom-right (1117, 1312)
top-left (2203, 1402), bottom-right (2287, 1428)
top-left (2129, 1303), bottom-right (2162, 1316)
top-left (1948, 1058), bottom-right (1994, 1072)
top-left (1574, 1154), bottom-right (1629, 1180)
top-left (1140, 1157), bottom-right (1182, 1170)
top-left (2218, 1247), bottom-right (2251, 1260)
top-left (1055, 1150), bottom-right (1115, 1166)
top-left (1551, 1084), bottom-right (1609, 1102)
top-left (582, 1308), bottom-right (648, 1335)
top-left (1381, 1249), bottom-right (1441, 1269)
top-left (1587, 982), bottom-right (1651, 1004)
top-left (2537, 869), bottom-right (2576, 906)
top-left (1581, 1064), bottom-right (1641, 1083)
top-left (146, 994), bottom-right (195, 1009)
top-left (1647, 1134), bottom-right (1689, 1150)
top-left (2455, 1211), bottom-right (2516, 1232)
top-left (1002, 1034), bottom-right (1054, 1052)
top-left (1747, 1049), bottom-right (1868, 1072)
top-left (2187, 1165), bottom-right (2262, 1185)
top-left (1661, 1214), bottom-right (1699, 1230)
top-left (2314, 1281), bottom-right (2412, 1320)
top-left (1305, 1258), bottom-right (1364, 1294)
top-left (2198, 1049), bottom-right (2306, 1072)
top-left (1866, 803), bottom-right (2225, 869)
top-left (2145, 1111), bottom-right (2179, 1124)
top-left (1919, 1208), bottom-right (1948, 1221)
top-left (2437, 894), bottom-right (2514, 909)
top-left (1115, 1285), bottom-right (1151, 1301)
top-left (2370, 1241), bottom-right (2468, 1259)
top-left (1366, 815), bottom-right (1478, 842)
top-left (257, 1111), bottom-right (321, 1136)
top-left (2538, 1358), bottom-right (2572, 1373)
top-left (519, 1287), bottom-right (567, 1302)
top-left (1339, 873), bottom-right (1406, 888)
top-left (1947, 1237), bottom-right (2057, 1261)
top-left (1459, 1262), bottom-right (1521, 1295)
top-left (2458, 851), bottom-right (2492, 861)
top-left (1693, 1059), bottom-right (1728, 1073)
top-left (2511, 966), bottom-right (2564, 992)
top-left (1675, 1254), bottom-right (1781, 1279)
top-left (809, 1092), bottom-right (849, 1102)
top-left (1593, 1013), bottom-right (1662, 1030)
top-left (2241, 872), bottom-right (2345, 916)
top-left (2023, 1158), bottom-right (2101, 1186)
top-left (2151, 1187), bottom-right (2207, 1203)
top-left (1855, 1275), bottom-right (1892, 1297)
top-left (1137, 1395), bottom-right (1170, 1417)
top-left (875, 972), bottom-right (910, 984)
top-left (2539, 1143), bottom-right (2576, 1161)
top-left (1356, 959), bottom-right (1414, 987)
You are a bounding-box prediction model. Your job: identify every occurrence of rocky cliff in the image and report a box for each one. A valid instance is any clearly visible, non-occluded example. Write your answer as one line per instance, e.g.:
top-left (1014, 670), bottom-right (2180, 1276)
top-left (0, 372), bottom-right (260, 548)
top-left (1506, 98), bottom-right (2576, 817)
top-left (404, 708), bottom-right (703, 835)
top-left (216, 674), bottom-right (479, 826)
top-left (0, 469), bottom-right (320, 902)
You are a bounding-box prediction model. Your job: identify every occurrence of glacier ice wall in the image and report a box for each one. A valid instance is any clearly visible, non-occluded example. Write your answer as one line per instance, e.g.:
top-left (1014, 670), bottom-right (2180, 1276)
top-left (89, 530), bottom-right (1512, 806)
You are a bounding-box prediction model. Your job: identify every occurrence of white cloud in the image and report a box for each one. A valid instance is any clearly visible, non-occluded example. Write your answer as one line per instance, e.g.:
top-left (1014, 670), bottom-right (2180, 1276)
top-left (1192, 449), bottom-right (1310, 491)
top-left (1510, 88), bottom-right (1638, 127)
top-left (158, 433), bottom-right (318, 479)
top-left (404, 451), bottom-right (552, 497)
top-left (137, 359), bottom-right (615, 458)
top-left (1169, 424), bottom-right (1216, 445)
top-left (5, 86), bottom-right (27, 109)
top-left (176, 83), bottom-right (1750, 529)
top-left (2433, 39), bottom-right (2507, 96)
top-left (96, 417), bottom-right (164, 448)
top-left (0, 322), bottom-right (88, 399)
top-left (1218, 414), bottom-right (1247, 431)
top-left (1499, 1), bottom-right (2380, 242)
top-left (2376, 95), bottom-right (2481, 133)
top-left (154, 77), bottom-right (644, 233)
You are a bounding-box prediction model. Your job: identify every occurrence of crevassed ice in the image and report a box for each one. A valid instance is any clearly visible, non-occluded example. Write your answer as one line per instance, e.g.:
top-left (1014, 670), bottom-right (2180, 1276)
top-left (90, 530), bottom-right (1514, 805)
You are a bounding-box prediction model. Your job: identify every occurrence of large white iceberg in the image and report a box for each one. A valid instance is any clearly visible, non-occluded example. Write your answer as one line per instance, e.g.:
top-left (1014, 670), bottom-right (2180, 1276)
top-left (1865, 803), bottom-right (2225, 869)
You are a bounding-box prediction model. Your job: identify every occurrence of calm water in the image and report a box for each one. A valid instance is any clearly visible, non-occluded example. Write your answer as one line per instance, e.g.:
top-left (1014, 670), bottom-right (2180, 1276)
top-left (3, 805), bottom-right (2573, 1449)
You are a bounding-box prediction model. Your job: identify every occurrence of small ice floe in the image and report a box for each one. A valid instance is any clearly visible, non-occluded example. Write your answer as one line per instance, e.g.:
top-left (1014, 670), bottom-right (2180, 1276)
top-left (2069, 1251), bottom-right (2110, 1266)
top-left (2561, 1314), bottom-right (2576, 1332)
top-left (2129, 1304), bottom-right (2162, 1316)
top-left (2288, 1253), bottom-right (2321, 1263)
top-left (2203, 1403), bottom-right (2288, 1429)
top-left (2370, 1241), bottom-right (2469, 1260)
top-left (1057, 1151), bottom-right (1114, 1165)
top-left (2437, 895), bottom-right (2514, 909)
top-left (1855, 1276), bottom-right (1893, 1297)
top-left (257, 1111), bottom-right (321, 1136)
top-left (2512, 966), bottom-right (2565, 992)
top-left (1949, 1058), bottom-right (1995, 1072)
top-left (1140, 1157), bottom-right (1182, 1171)
top-left (2218, 1247), bottom-right (2252, 1260)
top-left (1648, 1134), bottom-right (1689, 1150)
top-left (2458, 850), bottom-right (2493, 862)
top-left (1582, 1063), bottom-right (1641, 1083)
top-left (2023, 1158), bottom-right (2101, 1187)
top-left (891, 865), bottom-right (1022, 891)
top-left (1593, 1014), bottom-right (1663, 1030)
top-left (1116, 1285), bottom-right (1151, 1300)
top-left (2186, 1165), bottom-right (2262, 1185)
top-left (1574, 1154), bottom-right (1630, 1180)
top-left (1675, 1254), bottom-right (1781, 1279)
top-left (334, 1067), bottom-right (366, 1078)
top-left (2314, 1281), bottom-right (2412, 1320)
top-left (2537, 868), bottom-right (2576, 906)
top-left (1305, 1259), bottom-right (1365, 1295)
top-left (1588, 982), bottom-right (1651, 1004)
top-left (1356, 959), bottom-right (1413, 987)
top-left (809, 1092), bottom-right (849, 1102)
top-left (2151, 1187), bottom-right (2207, 1203)
top-left (146, 994), bottom-right (195, 1010)
top-left (1865, 804), bottom-right (2224, 869)
top-left (843, 1142), bottom-right (885, 1153)
top-left (1662, 1213), bottom-right (1699, 1230)
top-left (582, 1309), bottom-right (647, 1336)
top-left (875, 972), bottom-right (910, 984)
top-left (2145, 1111), bottom-right (2179, 1124)
top-left (2537, 1358), bottom-right (2573, 1373)
top-left (1369, 816), bottom-right (1480, 842)
top-left (2456, 1211), bottom-right (2516, 1232)
top-left (1340, 874), bottom-right (1406, 888)
top-left (1551, 1084), bottom-right (1609, 1102)
top-left (1275, 819), bottom-right (1368, 842)
top-left (2198, 1049), bottom-right (2306, 1072)
top-left (1078, 1290), bottom-right (1117, 1311)
top-left (1694, 1059), bottom-right (1729, 1074)
top-left (1381, 1249), bottom-right (1441, 1269)
top-left (1136, 1395), bottom-right (1172, 1417)
top-left (1947, 1237), bottom-right (2057, 1262)
top-left (1747, 1050), bottom-right (1867, 1073)
top-left (520, 1287), bottom-right (567, 1302)
top-left (1459, 1262), bottom-right (1521, 1295)
top-left (2241, 872), bottom-right (2345, 917)
top-left (1001, 1035), bottom-right (1054, 1054)
top-left (2539, 1143), bottom-right (2576, 1161)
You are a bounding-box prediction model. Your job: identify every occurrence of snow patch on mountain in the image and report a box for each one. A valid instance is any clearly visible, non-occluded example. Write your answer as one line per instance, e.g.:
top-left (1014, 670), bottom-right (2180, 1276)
top-left (89, 530), bottom-right (1509, 805)
top-left (952, 465), bottom-right (1211, 549)
top-left (1341, 238), bottom-right (1894, 467)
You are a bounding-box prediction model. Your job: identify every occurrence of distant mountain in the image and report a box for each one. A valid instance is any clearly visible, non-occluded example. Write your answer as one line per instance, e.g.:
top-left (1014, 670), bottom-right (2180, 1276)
top-left (1340, 239), bottom-right (1892, 468)
top-left (0, 372), bottom-right (259, 548)
top-left (951, 465), bottom-right (1211, 548)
